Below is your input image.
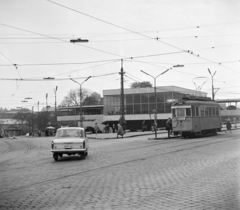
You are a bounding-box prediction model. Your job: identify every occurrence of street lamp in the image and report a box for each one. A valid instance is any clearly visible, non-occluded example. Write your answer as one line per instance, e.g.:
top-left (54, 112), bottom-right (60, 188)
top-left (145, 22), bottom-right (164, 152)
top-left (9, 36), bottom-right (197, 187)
top-left (140, 68), bottom-right (171, 138)
top-left (208, 68), bottom-right (216, 100)
top-left (54, 86), bottom-right (58, 129)
top-left (70, 76), bottom-right (91, 127)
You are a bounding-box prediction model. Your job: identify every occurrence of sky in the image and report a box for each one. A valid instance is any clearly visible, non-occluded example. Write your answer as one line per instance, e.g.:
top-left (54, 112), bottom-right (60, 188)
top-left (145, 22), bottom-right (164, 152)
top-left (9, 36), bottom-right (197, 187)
top-left (0, 0), bottom-right (240, 111)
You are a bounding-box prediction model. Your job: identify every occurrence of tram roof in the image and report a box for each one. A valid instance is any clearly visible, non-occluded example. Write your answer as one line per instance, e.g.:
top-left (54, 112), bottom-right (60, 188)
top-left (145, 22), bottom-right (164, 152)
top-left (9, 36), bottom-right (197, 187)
top-left (174, 100), bottom-right (220, 106)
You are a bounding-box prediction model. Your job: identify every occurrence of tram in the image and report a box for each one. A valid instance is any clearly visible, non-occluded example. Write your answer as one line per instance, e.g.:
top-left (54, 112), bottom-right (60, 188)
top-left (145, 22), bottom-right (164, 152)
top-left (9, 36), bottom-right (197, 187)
top-left (171, 95), bottom-right (221, 137)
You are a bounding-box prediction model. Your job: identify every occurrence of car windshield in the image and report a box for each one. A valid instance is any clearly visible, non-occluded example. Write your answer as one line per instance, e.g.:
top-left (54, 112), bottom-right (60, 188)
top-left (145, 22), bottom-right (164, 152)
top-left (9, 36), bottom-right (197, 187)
top-left (56, 129), bottom-right (84, 138)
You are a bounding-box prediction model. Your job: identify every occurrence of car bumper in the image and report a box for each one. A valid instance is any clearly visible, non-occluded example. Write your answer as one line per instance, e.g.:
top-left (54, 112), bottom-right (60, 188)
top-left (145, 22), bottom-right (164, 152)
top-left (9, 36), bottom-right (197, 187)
top-left (51, 149), bottom-right (87, 153)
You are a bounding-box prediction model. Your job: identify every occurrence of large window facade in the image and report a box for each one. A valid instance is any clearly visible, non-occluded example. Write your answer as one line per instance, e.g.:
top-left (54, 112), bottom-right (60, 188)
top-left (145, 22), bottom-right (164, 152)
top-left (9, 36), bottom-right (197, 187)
top-left (104, 92), bottom-right (184, 115)
top-left (58, 106), bottom-right (103, 116)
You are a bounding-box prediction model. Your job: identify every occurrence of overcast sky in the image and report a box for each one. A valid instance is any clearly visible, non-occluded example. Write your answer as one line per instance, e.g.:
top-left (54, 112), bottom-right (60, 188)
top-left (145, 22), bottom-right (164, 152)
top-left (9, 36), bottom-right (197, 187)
top-left (0, 0), bottom-right (240, 111)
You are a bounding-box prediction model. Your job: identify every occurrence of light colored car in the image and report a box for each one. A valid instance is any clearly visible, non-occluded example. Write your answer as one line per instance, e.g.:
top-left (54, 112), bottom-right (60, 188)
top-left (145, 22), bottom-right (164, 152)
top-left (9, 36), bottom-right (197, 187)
top-left (51, 127), bottom-right (89, 161)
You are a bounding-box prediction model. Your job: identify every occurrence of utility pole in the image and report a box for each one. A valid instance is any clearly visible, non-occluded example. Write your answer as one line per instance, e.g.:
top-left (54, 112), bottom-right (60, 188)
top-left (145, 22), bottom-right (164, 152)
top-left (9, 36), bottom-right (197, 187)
top-left (37, 101), bottom-right (39, 130)
top-left (32, 106), bottom-right (34, 134)
top-left (46, 93), bottom-right (48, 126)
top-left (208, 68), bottom-right (216, 100)
top-left (46, 93), bottom-right (48, 110)
top-left (120, 59), bottom-right (126, 129)
top-left (54, 86), bottom-right (58, 129)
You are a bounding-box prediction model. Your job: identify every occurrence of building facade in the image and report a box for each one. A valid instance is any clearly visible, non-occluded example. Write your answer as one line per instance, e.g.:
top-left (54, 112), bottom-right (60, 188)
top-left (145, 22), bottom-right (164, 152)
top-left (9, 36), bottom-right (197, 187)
top-left (103, 86), bottom-right (207, 131)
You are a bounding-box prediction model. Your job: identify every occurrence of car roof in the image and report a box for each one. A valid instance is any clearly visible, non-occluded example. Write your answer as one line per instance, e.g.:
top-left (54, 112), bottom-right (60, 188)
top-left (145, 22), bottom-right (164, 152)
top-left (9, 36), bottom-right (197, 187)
top-left (57, 127), bottom-right (84, 131)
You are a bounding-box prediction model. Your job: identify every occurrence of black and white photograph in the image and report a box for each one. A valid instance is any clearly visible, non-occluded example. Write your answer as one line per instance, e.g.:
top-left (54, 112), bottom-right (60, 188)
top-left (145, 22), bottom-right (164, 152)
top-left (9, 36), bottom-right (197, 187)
top-left (0, 0), bottom-right (240, 209)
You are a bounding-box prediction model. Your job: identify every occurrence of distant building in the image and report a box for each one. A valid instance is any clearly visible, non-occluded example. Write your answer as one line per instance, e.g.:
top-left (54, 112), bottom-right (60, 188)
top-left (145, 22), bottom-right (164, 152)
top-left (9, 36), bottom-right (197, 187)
top-left (0, 109), bottom-right (30, 136)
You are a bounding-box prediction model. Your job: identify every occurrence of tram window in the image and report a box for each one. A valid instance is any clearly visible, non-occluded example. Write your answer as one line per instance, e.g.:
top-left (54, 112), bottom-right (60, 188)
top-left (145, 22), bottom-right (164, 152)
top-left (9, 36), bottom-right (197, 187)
top-left (172, 109), bottom-right (176, 117)
top-left (216, 107), bottom-right (219, 116)
top-left (205, 107), bottom-right (208, 116)
top-left (209, 107), bottom-right (212, 116)
top-left (196, 107), bottom-right (199, 116)
top-left (186, 108), bottom-right (191, 116)
top-left (212, 107), bottom-right (215, 116)
top-left (201, 107), bottom-right (204, 116)
top-left (176, 109), bottom-right (185, 117)
top-left (192, 106), bottom-right (195, 117)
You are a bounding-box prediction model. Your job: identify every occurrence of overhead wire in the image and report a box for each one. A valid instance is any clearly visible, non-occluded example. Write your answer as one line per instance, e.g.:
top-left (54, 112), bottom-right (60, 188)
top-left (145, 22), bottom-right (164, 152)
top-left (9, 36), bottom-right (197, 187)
top-left (0, 51), bottom-right (183, 67)
top-left (0, 23), bottom-right (125, 58)
top-left (47, 0), bottom-right (240, 75)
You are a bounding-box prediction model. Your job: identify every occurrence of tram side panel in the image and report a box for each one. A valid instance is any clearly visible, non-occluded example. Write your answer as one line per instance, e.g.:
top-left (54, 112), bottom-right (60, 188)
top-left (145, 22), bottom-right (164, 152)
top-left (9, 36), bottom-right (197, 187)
top-left (200, 116), bottom-right (221, 132)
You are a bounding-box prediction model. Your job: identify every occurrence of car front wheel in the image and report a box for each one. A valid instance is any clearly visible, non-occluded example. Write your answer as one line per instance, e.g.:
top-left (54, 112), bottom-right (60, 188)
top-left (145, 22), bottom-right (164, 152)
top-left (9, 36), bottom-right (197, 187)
top-left (80, 152), bottom-right (86, 159)
top-left (53, 153), bottom-right (58, 161)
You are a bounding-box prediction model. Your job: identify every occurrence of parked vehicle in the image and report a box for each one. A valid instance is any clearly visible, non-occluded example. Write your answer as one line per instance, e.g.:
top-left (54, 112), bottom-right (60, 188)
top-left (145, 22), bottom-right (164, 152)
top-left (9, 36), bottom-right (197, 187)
top-left (85, 126), bottom-right (102, 134)
top-left (85, 126), bottom-right (95, 134)
top-left (51, 127), bottom-right (89, 161)
top-left (171, 95), bottom-right (221, 138)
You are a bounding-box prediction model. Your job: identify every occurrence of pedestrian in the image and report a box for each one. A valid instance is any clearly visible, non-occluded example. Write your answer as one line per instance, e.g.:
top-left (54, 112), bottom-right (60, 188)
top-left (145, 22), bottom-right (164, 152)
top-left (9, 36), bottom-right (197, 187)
top-left (105, 124), bottom-right (110, 133)
top-left (94, 123), bottom-right (100, 135)
top-left (38, 130), bottom-right (41, 137)
top-left (112, 124), bottom-right (115, 133)
top-left (117, 123), bottom-right (124, 138)
top-left (226, 119), bottom-right (232, 133)
top-left (166, 118), bottom-right (172, 138)
top-left (142, 120), bottom-right (146, 132)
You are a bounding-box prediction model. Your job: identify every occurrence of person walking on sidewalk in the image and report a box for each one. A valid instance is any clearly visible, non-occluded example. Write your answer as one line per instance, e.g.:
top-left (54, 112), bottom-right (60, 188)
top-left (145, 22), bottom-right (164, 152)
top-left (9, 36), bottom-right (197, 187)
top-left (166, 118), bottom-right (172, 138)
top-left (226, 119), bottom-right (232, 133)
top-left (117, 123), bottom-right (124, 138)
top-left (94, 123), bottom-right (100, 136)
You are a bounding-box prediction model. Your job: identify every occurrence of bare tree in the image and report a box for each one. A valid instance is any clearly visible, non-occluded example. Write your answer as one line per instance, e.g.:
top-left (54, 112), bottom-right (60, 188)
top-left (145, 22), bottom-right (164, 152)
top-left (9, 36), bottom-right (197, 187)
top-left (130, 81), bottom-right (153, 88)
top-left (83, 92), bottom-right (102, 105)
top-left (60, 88), bottom-right (90, 106)
top-left (60, 89), bottom-right (102, 106)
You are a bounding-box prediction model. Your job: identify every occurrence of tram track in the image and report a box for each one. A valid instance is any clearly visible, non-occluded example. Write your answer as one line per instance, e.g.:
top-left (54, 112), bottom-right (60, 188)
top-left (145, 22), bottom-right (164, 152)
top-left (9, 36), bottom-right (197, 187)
top-left (0, 140), bottom-right (36, 165)
top-left (2, 140), bottom-right (12, 154)
top-left (0, 134), bottom-right (238, 195)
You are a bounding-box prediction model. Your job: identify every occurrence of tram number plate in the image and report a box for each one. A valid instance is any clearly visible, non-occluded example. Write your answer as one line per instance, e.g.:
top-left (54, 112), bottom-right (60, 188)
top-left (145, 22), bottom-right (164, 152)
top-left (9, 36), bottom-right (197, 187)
top-left (64, 145), bottom-right (72, 149)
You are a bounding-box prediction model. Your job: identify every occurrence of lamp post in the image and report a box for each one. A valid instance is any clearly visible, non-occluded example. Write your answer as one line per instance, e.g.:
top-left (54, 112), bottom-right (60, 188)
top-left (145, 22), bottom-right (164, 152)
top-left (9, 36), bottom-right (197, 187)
top-left (70, 76), bottom-right (91, 127)
top-left (140, 68), bottom-right (171, 138)
top-left (32, 106), bottom-right (34, 134)
top-left (54, 86), bottom-right (58, 129)
top-left (208, 68), bottom-right (216, 100)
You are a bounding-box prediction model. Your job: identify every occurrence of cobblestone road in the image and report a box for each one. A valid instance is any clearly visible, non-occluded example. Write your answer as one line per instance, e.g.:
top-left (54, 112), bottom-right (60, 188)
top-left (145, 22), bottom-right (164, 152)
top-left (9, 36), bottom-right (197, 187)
top-left (0, 130), bottom-right (239, 210)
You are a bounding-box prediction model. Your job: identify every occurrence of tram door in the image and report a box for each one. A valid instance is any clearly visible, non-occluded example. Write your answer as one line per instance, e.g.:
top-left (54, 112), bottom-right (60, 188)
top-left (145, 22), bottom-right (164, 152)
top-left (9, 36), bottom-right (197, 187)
top-left (192, 106), bottom-right (201, 132)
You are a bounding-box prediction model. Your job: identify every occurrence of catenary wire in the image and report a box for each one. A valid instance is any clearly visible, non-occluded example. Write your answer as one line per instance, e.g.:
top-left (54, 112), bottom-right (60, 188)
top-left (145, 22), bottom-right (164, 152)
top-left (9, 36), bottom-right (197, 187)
top-left (47, 0), bottom-right (240, 75)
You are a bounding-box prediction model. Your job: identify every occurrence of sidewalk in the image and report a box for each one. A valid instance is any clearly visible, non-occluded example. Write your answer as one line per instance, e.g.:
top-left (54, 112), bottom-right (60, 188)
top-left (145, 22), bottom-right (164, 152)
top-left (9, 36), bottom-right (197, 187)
top-left (87, 130), bottom-right (169, 140)
top-left (87, 126), bottom-right (239, 140)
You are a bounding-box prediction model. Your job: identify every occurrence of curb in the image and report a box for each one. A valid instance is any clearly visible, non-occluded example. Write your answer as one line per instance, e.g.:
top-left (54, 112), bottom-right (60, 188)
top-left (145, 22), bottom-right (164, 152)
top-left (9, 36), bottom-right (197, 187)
top-left (88, 131), bottom-right (168, 140)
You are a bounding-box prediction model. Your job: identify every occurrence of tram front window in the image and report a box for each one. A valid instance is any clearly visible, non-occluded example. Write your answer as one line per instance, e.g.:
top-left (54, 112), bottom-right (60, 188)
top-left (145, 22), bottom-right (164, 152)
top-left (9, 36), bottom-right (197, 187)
top-left (186, 108), bottom-right (191, 116)
top-left (176, 108), bottom-right (185, 117)
top-left (173, 108), bottom-right (191, 117)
